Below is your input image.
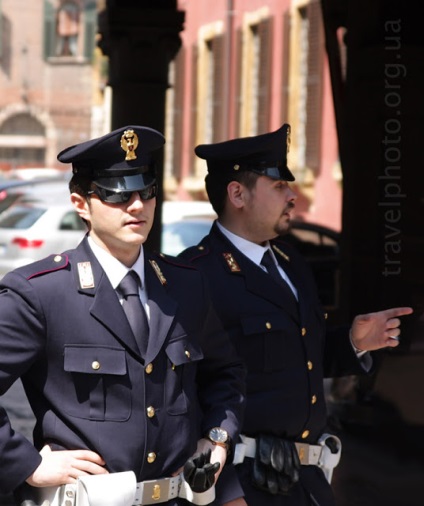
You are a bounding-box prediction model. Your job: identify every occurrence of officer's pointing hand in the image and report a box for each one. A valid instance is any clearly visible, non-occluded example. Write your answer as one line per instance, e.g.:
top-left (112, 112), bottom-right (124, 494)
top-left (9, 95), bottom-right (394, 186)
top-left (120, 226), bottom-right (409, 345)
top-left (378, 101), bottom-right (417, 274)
top-left (26, 444), bottom-right (108, 487)
top-left (350, 306), bottom-right (413, 352)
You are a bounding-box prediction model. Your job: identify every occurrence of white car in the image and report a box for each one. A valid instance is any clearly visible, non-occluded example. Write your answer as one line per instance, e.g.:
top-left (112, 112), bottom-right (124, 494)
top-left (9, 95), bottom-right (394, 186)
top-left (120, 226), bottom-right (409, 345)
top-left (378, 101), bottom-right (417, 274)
top-left (0, 203), bottom-right (86, 278)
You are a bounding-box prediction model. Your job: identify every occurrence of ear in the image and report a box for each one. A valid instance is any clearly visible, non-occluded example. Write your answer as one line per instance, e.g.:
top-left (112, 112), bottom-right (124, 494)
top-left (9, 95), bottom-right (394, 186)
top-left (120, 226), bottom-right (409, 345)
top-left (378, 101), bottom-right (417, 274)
top-left (71, 193), bottom-right (91, 222)
top-left (227, 181), bottom-right (245, 209)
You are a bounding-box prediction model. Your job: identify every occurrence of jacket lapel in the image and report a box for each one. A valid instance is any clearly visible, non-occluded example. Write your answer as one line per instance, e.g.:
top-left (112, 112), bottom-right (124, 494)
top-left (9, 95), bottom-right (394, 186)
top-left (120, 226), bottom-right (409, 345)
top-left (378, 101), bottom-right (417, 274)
top-left (271, 241), bottom-right (311, 325)
top-left (210, 225), bottom-right (300, 323)
top-left (143, 255), bottom-right (177, 363)
top-left (74, 238), bottom-right (141, 356)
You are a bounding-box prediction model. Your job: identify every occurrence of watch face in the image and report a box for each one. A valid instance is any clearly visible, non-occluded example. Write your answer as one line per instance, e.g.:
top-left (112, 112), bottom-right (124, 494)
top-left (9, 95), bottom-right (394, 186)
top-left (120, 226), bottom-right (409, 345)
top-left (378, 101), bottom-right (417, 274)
top-left (209, 427), bottom-right (228, 444)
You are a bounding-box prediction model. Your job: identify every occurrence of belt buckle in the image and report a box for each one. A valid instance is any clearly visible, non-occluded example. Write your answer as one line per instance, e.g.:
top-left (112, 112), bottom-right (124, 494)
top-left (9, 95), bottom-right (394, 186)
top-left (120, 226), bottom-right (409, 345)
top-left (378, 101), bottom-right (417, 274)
top-left (140, 478), bottom-right (171, 505)
top-left (296, 442), bottom-right (310, 465)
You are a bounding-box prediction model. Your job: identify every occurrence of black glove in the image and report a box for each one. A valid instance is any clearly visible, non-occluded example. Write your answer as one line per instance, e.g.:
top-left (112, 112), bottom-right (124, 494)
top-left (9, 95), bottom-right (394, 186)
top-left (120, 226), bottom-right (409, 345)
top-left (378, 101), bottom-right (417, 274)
top-left (183, 448), bottom-right (221, 493)
top-left (252, 434), bottom-right (301, 495)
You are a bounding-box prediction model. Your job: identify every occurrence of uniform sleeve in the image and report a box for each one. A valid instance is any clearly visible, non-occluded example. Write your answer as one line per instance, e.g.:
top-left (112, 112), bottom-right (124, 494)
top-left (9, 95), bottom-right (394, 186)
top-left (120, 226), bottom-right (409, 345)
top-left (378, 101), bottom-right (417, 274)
top-left (324, 325), bottom-right (373, 378)
top-left (195, 274), bottom-right (246, 444)
top-left (0, 273), bottom-right (45, 493)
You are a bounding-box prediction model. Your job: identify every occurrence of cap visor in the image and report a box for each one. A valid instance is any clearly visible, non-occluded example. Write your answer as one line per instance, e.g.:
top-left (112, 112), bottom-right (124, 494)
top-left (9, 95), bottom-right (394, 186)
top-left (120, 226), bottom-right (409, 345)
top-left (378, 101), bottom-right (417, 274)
top-left (94, 173), bottom-right (156, 192)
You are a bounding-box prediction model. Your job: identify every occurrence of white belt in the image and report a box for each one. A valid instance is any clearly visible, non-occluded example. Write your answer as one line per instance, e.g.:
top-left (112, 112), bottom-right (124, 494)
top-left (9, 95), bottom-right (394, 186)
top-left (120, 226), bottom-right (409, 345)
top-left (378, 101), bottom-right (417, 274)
top-left (233, 434), bottom-right (342, 483)
top-left (234, 435), bottom-right (321, 466)
top-left (34, 471), bottom-right (215, 506)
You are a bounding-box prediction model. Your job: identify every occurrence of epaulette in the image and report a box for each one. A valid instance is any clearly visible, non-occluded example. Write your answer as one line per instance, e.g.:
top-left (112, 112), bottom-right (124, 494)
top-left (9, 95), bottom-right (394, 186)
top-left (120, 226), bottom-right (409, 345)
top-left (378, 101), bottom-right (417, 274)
top-left (178, 244), bottom-right (210, 262)
top-left (152, 251), bottom-right (198, 270)
top-left (20, 254), bottom-right (69, 280)
top-left (149, 252), bottom-right (198, 287)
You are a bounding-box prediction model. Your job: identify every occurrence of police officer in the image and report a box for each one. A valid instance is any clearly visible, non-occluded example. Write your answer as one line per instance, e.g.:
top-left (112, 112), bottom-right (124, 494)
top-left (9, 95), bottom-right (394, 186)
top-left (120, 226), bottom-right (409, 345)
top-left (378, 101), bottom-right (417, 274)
top-left (0, 126), bottom-right (246, 505)
top-left (180, 124), bottom-right (413, 506)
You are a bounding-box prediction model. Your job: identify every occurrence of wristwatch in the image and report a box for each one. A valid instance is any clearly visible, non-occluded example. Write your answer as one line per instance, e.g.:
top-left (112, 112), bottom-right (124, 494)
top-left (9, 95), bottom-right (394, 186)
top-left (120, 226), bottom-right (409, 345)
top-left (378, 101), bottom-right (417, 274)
top-left (206, 427), bottom-right (230, 451)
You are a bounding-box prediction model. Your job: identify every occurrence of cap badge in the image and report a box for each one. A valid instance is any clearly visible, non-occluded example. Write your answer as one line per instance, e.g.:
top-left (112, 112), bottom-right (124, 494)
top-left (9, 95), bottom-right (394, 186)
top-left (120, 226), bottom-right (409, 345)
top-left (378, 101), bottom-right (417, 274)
top-left (120, 129), bottom-right (139, 161)
top-left (149, 259), bottom-right (167, 285)
top-left (272, 244), bottom-right (290, 262)
top-left (223, 253), bottom-right (241, 272)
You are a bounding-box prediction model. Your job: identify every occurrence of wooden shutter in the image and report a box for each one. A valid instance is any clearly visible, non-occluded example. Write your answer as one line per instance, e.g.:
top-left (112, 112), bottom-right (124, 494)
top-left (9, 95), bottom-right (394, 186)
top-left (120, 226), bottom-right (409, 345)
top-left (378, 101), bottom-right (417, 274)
top-left (43, 0), bottom-right (56, 59)
top-left (281, 9), bottom-right (291, 122)
top-left (189, 44), bottom-right (198, 177)
top-left (0, 0), bottom-right (3, 58)
top-left (172, 47), bottom-right (185, 179)
top-left (212, 34), bottom-right (224, 143)
top-left (234, 28), bottom-right (243, 137)
top-left (84, 2), bottom-right (97, 60)
top-left (305, 0), bottom-right (324, 172)
top-left (257, 17), bottom-right (272, 134)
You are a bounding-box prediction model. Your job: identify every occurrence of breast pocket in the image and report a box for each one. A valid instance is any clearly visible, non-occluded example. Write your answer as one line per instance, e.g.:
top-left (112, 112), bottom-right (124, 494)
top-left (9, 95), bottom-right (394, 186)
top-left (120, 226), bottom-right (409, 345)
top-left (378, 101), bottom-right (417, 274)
top-left (164, 335), bottom-right (204, 415)
top-left (240, 313), bottom-right (294, 373)
top-left (64, 345), bottom-right (131, 421)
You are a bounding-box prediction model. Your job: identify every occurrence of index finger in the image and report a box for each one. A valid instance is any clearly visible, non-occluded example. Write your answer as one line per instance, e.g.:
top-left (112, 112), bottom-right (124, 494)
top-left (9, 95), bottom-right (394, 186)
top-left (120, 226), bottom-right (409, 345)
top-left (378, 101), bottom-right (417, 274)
top-left (384, 307), bottom-right (413, 319)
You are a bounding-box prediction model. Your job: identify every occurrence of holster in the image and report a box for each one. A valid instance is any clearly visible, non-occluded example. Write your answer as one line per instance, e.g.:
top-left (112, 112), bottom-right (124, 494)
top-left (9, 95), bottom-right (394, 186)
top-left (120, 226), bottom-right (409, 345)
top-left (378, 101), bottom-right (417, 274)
top-left (23, 472), bottom-right (137, 506)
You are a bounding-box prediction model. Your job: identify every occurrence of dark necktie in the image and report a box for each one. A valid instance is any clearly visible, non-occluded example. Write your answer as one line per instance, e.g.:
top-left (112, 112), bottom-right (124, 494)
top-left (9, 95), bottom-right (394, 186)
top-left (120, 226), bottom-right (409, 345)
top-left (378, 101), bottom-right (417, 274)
top-left (118, 270), bottom-right (149, 357)
top-left (261, 249), bottom-right (296, 300)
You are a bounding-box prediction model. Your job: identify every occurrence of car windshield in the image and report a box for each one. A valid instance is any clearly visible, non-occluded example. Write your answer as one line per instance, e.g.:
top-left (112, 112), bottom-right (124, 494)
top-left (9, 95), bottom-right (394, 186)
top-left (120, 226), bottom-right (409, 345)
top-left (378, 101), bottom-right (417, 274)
top-left (0, 206), bottom-right (46, 229)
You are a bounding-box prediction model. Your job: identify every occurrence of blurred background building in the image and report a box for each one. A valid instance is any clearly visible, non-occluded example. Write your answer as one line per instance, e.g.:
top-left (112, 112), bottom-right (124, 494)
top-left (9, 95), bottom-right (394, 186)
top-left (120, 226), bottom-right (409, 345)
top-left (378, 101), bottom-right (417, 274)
top-left (0, 0), bottom-right (342, 230)
top-left (0, 0), bottom-right (109, 170)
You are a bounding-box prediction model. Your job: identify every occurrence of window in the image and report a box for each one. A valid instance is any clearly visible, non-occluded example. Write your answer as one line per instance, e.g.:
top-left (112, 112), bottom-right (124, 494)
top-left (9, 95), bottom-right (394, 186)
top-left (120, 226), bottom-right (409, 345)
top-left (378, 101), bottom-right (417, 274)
top-left (239, 8), bottom-right (272, 137)
top-left (43, 0), bottom-right (97, 61)
top-left (194, 22), bottom-right (225, 178)
top-left (0, 114), bottom-right (47, 168)
top-left (289, 1), bottom-right (324, 178)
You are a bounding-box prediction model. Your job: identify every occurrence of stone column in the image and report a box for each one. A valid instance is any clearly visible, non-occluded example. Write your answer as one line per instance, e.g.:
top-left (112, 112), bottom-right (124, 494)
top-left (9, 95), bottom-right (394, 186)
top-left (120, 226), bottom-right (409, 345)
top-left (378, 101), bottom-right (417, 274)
top-left (98, 0), bottom-right (185, 250)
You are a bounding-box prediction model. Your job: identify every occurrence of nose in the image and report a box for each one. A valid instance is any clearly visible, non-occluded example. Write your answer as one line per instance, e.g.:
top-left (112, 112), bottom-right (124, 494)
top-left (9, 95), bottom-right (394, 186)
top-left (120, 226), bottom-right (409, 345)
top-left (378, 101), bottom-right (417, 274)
top-left (288, 185), bottom-right (297, 202)
top-left (127, 191), bottom-right (144, 210)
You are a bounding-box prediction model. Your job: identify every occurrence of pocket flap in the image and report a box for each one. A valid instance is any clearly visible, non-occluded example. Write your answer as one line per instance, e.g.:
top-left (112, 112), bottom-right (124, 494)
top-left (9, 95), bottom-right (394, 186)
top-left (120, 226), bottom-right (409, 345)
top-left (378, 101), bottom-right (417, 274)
top-left (64, 345), bottom-right (127, 375)
top-left (240, 313), bottom-right (289, 336)
top-left (165, 338), bottom-right (204, 366)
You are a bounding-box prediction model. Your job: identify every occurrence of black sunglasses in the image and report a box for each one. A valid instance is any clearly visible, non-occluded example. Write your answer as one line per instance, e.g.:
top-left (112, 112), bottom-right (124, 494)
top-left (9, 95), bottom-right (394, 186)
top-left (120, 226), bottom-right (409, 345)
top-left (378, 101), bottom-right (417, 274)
top-left (88, 183), bottom-right (158, 203)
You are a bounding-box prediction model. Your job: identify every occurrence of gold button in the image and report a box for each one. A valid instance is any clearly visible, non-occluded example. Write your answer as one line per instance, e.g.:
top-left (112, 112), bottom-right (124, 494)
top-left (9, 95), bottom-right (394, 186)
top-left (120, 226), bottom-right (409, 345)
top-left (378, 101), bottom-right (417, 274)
top-left (171, 363), bottom-right (176, 371)
top-left (147, 452), bottom-right (156, 463)
top-left (147, 406), bottom-right (155, 418)
top-left (265, 322), bottom-right (272, 330)
top-left (145, 363), bottom-right (153, 374)
top-left (198, 246), bottom-right (204, 251)
top-left (233, 164), bottom-right (240, 170)
top-left (91, 361), bottom-right (100, 370)
top-left (301, 430), bottom-right (309, 439)
top-left (307, 361), bottom-right (313, 370)
top-left (301, 327), bottom-right (307, 336)
top-left (311, 395), bottom-right (317, 404)
top-left (185, 350), bottom-right (191, 359)
top-left (324, 313), bottom-right (328, 320)
top-left (53, 255), bottom-right (62, 262)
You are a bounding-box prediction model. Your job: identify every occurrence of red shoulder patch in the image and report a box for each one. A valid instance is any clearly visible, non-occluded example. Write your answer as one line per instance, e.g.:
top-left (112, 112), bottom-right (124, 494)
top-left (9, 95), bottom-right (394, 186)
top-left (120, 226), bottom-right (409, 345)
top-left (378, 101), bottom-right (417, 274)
top-left (26, 254), bottom-right (69, 280)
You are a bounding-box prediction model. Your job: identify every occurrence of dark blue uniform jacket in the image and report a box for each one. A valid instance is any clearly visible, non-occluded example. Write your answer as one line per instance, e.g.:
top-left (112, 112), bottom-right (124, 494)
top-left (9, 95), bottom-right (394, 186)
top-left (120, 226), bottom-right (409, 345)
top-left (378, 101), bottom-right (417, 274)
top-left (180, 222), bottom-right (367, 506)
top-left (0, 236), bottom-right (246, 501)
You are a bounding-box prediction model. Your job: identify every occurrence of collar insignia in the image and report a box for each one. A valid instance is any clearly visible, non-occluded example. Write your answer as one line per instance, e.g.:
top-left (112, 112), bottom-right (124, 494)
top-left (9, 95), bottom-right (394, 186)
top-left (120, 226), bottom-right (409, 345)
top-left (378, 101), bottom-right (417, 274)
top-left (149, 259), bottom-right (167, 285)
top-left (120, 129), bottom-right (138, 161)
top-left (77, 262), bottom-right (95, 289)
top-left (272, 244), bottom-right (290, 262)
top-left (223, 253), bottom-right (241, 272)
